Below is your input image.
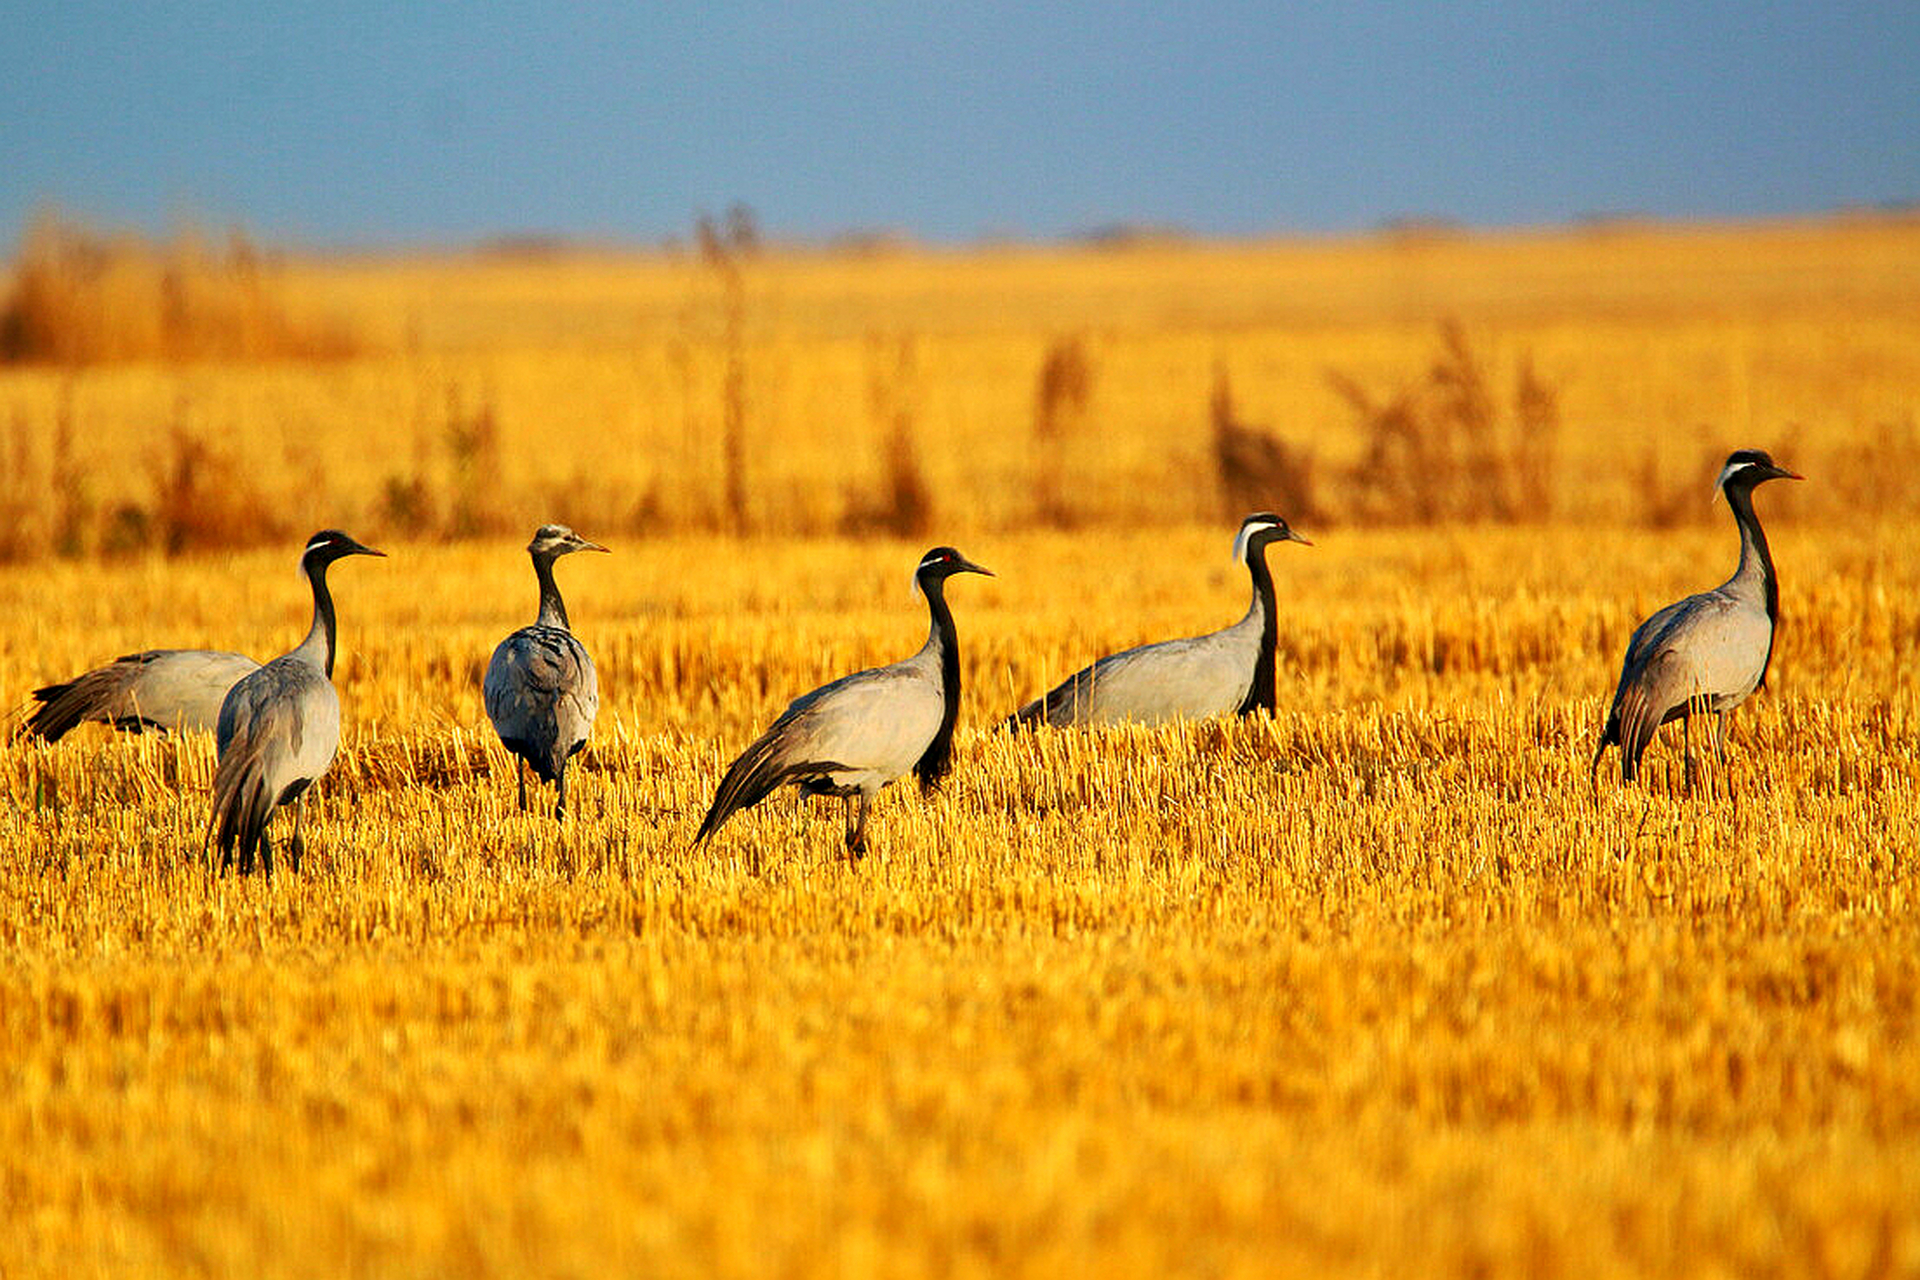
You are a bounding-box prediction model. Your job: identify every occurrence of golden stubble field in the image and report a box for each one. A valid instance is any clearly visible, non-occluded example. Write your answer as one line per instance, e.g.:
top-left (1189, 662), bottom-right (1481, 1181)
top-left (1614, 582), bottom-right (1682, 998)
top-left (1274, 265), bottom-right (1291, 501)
top-left (2, 217), bottom-right (1919, 1276)
top-left (1, 514), bottom-right (1916, 1277)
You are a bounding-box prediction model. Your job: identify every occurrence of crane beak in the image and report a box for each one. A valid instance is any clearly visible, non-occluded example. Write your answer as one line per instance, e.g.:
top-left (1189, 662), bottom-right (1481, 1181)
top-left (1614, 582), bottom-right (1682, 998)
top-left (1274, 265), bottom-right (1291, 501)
top-left (1287, 529), bottom-right (1315, 547)
top-left (959, 557), bottom-right (994, 578)
top-left (351, 541), bottom-right (387, 558)
top-left (578, 538), bottom-right (611, 554)
top-left (1779, 468), bottom-right (1805, 481)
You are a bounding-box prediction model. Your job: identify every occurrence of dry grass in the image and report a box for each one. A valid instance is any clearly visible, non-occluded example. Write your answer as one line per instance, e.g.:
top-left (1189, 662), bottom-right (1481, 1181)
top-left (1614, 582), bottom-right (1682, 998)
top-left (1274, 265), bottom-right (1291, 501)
top-left (0, 216), bottom-right (1916, 551)
top-left (0, 212), bottom-right (352, 366)
top-left (0, 217), bottom-right (1917, 1275)
top-left (0, 517), bottom-right (1915, 1277)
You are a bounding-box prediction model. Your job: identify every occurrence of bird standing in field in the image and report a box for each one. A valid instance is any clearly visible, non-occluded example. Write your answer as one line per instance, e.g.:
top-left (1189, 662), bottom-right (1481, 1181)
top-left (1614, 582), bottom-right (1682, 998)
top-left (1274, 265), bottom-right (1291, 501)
top-left (1007, 512), bottom-right (1311, 729)
top-left (208, 530), bottom-right (383, 875)
top-left (696, 545), bottom-right (993, 857)
top-left (1593, 449), bottom-right (1802, 788)
top-left (21, 649), bottom-right (260, 742)
top-left (483, 524), bottom-right (607, 820)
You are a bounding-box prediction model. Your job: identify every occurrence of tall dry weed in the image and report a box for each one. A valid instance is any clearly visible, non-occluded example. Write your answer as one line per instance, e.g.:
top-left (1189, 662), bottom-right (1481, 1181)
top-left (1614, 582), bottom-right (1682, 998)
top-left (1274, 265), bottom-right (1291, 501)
top-left (1332, 320), bottom-right (1560, 523)
top-left (148, 415), bottom-right (285, 554)
top-left (1210, 364), bottom-right (1323, 524)
top-left (444, 385), bottom-right (508, 539)
top-left (842, 334), bottom-right (932, 537)
top-left (1031, 335), bottom-right (1094, 527)
top-left (1825, 416), bottom-right (1920, 518)
top-left (0, 212), bottom-right (352, 365)
top-left (695, 206), bottom-right (760, 531)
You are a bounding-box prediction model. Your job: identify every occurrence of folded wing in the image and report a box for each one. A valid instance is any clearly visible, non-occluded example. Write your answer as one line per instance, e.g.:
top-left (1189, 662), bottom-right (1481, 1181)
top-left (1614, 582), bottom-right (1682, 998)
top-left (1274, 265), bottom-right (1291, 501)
top-left (25, 649), bottom-right (260, 741)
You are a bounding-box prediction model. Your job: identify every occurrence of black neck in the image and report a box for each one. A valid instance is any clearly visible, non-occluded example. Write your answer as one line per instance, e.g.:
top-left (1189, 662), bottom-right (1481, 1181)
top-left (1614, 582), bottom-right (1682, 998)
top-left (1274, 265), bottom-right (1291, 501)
top-left (913, 575), bottom-right (962, 788)
top-left (533, 553), bottom-right (570, 631)
top-left (1236, 538), bottom-right (1279, 716)
top-left (1726, 483), bottom-right (1778, 622)
top-left (1728, 481), bottom-right (1780, 686)
top-left (305, 552), bottom-right (338, 678)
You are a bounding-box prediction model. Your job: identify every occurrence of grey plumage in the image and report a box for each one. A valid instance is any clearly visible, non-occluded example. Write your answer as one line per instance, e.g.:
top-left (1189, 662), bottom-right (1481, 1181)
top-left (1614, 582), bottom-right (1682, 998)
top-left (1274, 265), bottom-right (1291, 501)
top-left (22, 649), bottom-right (260, 741)
top-left (208, 530), bottom-right (383, 875)
top-left (1594, 449), bottom-right (1802, 785)
top-left (483, 524), bottom-right (606, 819)
top-left (697, 545), bottom-right (992, 856)
top-left (1008, 512), bottom-right (1310, 730)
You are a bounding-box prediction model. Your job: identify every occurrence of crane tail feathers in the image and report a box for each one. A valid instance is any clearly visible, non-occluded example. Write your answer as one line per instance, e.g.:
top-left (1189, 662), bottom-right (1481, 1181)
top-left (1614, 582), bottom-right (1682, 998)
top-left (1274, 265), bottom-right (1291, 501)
top-left (209, 741), bottom-right (273, 869)
top-left (499, 735), bottom-right (567, 784)
top-left (20, 667), bottom-right (132, 743)
top-left (1004, 697), bottom-right (1048, 733)
top-left (1590, 711), bottom-right (1619, 792)
top-left (912, 738), bottom-right (952, 794)
top-left (1006, 671), bottom-right (1091, 732)
top-left (1616, 685), bottom-right (1665, 785)
top-left (696, 731), bottom-right (797, 844)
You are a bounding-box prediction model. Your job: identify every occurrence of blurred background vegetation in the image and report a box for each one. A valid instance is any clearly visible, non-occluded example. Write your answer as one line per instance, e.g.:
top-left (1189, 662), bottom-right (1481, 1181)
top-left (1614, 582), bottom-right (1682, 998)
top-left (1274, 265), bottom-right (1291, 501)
top-left (0, 207), bottom-right (1915, 562)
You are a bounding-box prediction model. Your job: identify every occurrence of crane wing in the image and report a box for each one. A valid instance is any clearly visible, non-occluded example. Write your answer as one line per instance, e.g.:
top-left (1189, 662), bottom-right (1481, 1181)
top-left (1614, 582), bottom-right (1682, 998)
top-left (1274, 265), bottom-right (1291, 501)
top-left (1611, 589), bottom-right (1773, 772)
top-left (485, 626), bottom-right (599, 777)
top-left (210, 661), bottom-right (340, 862)
top-left (25, 649), bottom-right (259, 740)
top-left (697, 661), bottom-right (942, 842)
top-left (1013, 629), bottom-right (1256, 728)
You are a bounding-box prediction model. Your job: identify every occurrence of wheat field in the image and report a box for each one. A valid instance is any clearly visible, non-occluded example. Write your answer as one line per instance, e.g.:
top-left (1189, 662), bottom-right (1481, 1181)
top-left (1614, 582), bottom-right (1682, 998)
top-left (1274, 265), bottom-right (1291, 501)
top-left (2, 215), bottom-right (1919, 547)
top-left (2, 219), bottom-right (1918, 1276)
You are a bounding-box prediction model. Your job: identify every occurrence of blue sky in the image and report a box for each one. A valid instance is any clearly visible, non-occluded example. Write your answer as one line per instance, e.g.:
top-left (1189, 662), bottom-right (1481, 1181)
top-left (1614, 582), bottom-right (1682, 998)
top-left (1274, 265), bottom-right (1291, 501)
top-left (3, 1), bottom-right (1916, 247)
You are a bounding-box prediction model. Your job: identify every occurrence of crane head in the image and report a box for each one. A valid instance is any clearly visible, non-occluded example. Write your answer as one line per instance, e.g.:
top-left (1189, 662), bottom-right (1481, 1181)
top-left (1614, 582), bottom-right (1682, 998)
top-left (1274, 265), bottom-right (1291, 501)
top-left (1232, 512), bottom-right (1313, 566)
top-left (911, 546), bottom-right (993, 597)
top-left (302, 529), bottom-right (385, 565)
top-left (528, 524), bottom-right (610, 558)
top-left (1713, 450), bottom-right (1804, 504)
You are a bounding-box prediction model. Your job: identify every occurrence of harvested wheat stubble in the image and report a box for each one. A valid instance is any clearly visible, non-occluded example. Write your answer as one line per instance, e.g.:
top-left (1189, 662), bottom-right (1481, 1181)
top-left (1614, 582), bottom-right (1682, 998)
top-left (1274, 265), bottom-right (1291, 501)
top-left (0, 522), bottom-right (1915, 1277)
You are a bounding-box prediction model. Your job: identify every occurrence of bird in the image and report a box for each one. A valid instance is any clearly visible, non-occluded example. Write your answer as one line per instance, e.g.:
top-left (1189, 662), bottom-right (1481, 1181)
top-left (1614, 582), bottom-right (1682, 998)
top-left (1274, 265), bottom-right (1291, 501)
top-left (483, 524), bottom-right (607, 820)
top-left (1007, 512), bottom-right (1311, 729)
top-left (207, 530), bottom-right (383, 876)
top-left (1593, 449), bottom-right (1803, 788)
top-left (696, 545), bottom-right (993, 857)
top-left (21, 649), bottom-right (260, 742)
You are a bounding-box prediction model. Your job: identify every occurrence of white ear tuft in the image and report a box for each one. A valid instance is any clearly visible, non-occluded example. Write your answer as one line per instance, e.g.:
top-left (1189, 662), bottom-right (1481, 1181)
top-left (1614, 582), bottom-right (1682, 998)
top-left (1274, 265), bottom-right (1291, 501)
top-left (1231, 520), bottom-right (1277, 565)
top-left (1712, 459), bottom-right (1747, 505)
top-left (910, 567), bottom-right (924, 600)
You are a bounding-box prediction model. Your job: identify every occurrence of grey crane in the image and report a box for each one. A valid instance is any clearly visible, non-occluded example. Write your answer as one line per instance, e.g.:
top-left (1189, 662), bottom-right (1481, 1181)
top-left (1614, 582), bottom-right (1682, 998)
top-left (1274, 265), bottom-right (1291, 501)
top-left (483, 524), bottom-right (607, 819)
top-left (1593, 449), bottom-right (1802, 787)
top-left (207, 530), bottom-right (383, 875)
top-left (1007, 512), bottom-right (1310, 729)
top-left (22, 649), bottom-right (260, 742)
top-left (696, 545), bottom-right (993, 856)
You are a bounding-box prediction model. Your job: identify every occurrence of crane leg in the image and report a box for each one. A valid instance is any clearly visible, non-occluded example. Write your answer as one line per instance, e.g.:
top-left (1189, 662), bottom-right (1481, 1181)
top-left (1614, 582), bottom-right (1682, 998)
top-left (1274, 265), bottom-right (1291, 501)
top-left (289, 800), bottom-right (305, 873)
top-left (555, 762), bottom-right (568, 822)
top-left (1718, 711), bottom-right (1740, 809)
top-left (258, 827), bottom-right (274, 879)
top-left (1682, 713), bottom-right (1697, 799)
top-left (845, 791), bottom-right (872, 858)
top-left (517, 760), bottom-right (528, 812)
